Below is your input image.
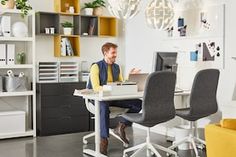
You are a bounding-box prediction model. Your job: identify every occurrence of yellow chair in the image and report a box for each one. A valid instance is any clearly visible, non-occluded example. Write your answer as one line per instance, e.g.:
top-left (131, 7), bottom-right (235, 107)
top-left (205, 119), bottom-right (236, 157)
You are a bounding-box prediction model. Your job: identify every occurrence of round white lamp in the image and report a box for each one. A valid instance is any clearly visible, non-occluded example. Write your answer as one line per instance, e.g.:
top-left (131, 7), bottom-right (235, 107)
top-left (12, 22), bottom-right (28, 37)
top-left (145, 0), bottom-right (175, 30)
top-left (107, 0), bottom-right (141, 20)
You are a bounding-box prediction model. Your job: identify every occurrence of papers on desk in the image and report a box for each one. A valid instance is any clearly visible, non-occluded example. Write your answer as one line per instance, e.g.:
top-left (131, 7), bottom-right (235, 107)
top-left (73, 89), bottom-right (97, 96)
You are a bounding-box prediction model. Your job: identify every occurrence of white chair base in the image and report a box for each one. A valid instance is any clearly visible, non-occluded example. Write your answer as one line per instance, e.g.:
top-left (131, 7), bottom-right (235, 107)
top-left (123, 128), bottom-right (178, 157)
top-left (83, 129), bottom-right (129, 147)
top-left (168, 122), bottom-right (205, 157)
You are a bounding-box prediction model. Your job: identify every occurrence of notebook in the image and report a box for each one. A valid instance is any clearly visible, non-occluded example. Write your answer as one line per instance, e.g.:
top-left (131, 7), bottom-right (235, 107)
top-left (127, 73), bottom-right (149, 92)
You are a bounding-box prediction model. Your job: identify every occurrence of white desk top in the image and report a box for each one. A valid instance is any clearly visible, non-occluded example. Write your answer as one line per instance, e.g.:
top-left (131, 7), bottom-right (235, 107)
top-left (74, 89), bottom-right (190, 101)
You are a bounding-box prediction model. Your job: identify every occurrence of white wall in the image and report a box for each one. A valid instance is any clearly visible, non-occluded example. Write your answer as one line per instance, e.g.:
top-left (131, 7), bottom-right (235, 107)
top-left (125, 0), bottom-right (236, 110)
top-left (28, 0), bottom-right (126, 71)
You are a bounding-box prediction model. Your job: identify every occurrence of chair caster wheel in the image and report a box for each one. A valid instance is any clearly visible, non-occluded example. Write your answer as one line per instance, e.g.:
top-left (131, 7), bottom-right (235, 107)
top-left (197, 144), bottom-right (205, 149)
top-left (83, 139), bottom-right (88, 144)
top-left (123, 143), bottom-right (129, 148)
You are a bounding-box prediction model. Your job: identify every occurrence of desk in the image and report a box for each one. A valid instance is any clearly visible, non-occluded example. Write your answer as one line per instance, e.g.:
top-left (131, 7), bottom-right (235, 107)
top-left (74, 90), bottom-right (190, 157)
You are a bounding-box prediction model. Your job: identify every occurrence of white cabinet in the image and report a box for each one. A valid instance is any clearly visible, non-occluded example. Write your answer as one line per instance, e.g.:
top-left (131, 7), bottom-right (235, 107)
top-left (0, 9), bottom-right (36, 139)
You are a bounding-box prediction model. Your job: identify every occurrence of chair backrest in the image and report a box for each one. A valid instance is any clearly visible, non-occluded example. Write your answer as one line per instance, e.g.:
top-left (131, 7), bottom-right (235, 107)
top-left (141, 71), bottom-right (176, 124)
top-left (189, 69), bottom-right (220, 119)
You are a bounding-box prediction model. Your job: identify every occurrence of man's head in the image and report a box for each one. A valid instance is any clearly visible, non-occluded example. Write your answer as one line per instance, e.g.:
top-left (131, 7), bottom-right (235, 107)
top-left (101, 42), bottom-right (118, 64)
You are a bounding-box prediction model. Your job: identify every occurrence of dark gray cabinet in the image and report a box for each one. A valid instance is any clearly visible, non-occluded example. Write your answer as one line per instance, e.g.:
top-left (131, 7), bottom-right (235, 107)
top-left (36, 82), bottom-right (90, 136)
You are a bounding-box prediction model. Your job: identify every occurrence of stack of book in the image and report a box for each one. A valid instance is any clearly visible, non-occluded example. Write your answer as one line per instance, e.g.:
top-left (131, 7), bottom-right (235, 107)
top-left (60, 38), bottom-right (74, 56)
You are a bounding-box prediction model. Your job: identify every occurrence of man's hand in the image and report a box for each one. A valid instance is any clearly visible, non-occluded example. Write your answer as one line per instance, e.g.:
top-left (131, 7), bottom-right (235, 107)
top-left (129, 68), bottom-right (141, 74)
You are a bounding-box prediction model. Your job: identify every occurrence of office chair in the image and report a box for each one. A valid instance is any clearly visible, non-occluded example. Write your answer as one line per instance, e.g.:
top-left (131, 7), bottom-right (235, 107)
top-left (168, 69), bottom-right (220, 157)
top-left (122, 71), bottom-right (178, 157)
top-left (83, 78), bottom-right (129, 147)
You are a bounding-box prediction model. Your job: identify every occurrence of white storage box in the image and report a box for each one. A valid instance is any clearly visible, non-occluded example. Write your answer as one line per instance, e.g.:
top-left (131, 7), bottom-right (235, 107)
top-left (0, 111), bottom-right (25, 134)
top-left (101, 84), bottom-right (138, 96)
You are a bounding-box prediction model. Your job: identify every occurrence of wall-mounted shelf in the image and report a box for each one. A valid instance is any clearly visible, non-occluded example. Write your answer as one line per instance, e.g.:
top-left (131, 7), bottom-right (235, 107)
top-left (36, 12), bottom-right (60, 35)
top-left (54, 0), bottom-right (80, 14)
top-left (80, 15), bottom-right (98, 36)
top-left (54, 35), bottom-right (80, 57)
top-left (99, 16), bottom-right (117, 37)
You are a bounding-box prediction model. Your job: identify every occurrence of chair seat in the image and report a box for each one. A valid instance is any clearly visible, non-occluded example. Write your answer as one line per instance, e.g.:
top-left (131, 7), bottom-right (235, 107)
top-left (122, 113), bottom-right (160, 127)
top-left (176, 108), bottom-right (205, 121)
top-left (86, 101), bottom-right (129, 118)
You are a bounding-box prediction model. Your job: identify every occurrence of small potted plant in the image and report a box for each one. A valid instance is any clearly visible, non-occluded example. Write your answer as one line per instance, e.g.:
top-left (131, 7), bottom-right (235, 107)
top-left (82, 2), bottom-right (95, 15)
top-left (0, 0), bottom-right (32, 18)
top-left (92, 0), bottom-right (105, 16)
top-left (61, 21), bottom-right (73, 35)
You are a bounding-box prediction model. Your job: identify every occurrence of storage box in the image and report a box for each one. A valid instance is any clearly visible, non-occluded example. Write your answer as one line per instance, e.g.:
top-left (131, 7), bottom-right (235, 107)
top-left (4, 76), bottom-right (27, 92)
top-left (0, 111), bottom-right (25, 134)
top-left (101, 84), bottom-right (138, 96)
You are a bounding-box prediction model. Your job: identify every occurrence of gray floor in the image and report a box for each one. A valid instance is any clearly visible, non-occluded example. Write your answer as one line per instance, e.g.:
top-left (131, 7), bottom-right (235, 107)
top-left (0, 128), bottom-right (206, 157)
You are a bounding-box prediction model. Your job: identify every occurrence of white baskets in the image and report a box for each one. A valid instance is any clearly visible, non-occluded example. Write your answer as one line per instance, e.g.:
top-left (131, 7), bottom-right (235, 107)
top-left (38, 62), bottom-right (58, 83)
top-left (37, 62), bottom-right (79, 83)
top-left (59, 62), bottom-right (79, 82)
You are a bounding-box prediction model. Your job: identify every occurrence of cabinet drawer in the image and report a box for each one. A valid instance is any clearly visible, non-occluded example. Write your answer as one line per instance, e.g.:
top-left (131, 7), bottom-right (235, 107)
top-left (40, 116), bottom-right (89, 136)
top-left (41, 95), bottom-right (85, 108)
top-left (61, 82), bottom-right (86, 96)
top-left (38, 83), bottom-right (61, 96)
top-left (41, 103), bottom-right (88, 118)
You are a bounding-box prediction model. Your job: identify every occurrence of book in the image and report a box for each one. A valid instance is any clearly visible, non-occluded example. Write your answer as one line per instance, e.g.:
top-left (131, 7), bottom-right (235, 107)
top-left (60, 38), bottom-right (66, 56)
top-left (88, 18), bottom-right (97, 35)
top-left (65, 38), bottom-right (74, 56)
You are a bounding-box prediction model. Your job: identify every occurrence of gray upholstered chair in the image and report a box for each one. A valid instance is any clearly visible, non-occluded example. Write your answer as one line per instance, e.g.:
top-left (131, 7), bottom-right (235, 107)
top-left (168, 69), bottom-right (220, 157)
top-left (122, 71), bottom-right (178, 157)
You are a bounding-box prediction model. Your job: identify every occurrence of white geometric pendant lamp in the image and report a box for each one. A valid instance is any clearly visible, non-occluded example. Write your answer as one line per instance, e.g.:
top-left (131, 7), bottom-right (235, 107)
top-left (107, 0), bottom-right (141, 20)
top-left (145, 0), bottom-right (175, 30)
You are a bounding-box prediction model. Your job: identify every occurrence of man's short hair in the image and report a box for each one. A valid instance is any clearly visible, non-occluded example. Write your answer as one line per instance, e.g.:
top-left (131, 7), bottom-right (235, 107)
top-left (101, 42), bottom-right (118, 55)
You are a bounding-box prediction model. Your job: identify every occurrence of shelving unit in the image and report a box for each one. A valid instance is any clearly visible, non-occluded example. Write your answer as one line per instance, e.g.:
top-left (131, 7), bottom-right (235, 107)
top-left (35, 0), bottom-right (117, 57)
top-left (0, 9), bottom-right (36, 139)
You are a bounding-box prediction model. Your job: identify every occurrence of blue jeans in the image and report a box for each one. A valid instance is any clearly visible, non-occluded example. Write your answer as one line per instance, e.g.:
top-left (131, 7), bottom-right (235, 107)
top-left (98, 99), bottom-right (142, 138)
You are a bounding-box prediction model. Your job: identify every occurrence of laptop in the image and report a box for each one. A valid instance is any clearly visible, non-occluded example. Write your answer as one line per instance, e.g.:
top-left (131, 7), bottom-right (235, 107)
top-left (127, 73), bottom-right (149, 92)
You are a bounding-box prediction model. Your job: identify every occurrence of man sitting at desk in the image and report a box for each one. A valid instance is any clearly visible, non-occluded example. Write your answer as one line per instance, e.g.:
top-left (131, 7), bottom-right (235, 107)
top-left (87, 42), bottom-right (142, 155)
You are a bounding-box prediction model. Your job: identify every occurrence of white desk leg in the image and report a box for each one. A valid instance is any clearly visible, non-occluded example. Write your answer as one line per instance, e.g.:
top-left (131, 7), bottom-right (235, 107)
top-left (95, 100), bottom-right (101, 156)
top-left (83, 100), bottom-right (106, 157)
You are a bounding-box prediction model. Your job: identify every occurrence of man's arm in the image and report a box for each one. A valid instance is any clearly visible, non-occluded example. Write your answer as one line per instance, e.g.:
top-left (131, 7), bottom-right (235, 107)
top-left (90, 64), bottom-right (103, 92)
top-left (118, 66), bottom-right (124, 82)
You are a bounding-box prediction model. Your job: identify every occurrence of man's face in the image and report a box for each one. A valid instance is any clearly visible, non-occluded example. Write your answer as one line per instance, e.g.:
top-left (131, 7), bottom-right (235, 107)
top-left (104, 47), bottom-right (117, 64)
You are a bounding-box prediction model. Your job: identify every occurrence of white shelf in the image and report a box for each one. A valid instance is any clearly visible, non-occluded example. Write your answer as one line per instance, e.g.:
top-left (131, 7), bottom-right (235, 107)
top-left (0, 37), bottom-right (34, 41)
top-left (0, 91), bottom-right (34, 97)
top-left (0, 130), bottom-right (34, 139)
top-left (0, 9), bottom-right (35, 15)
top-left (0, 64), bottom-right (33, 69)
